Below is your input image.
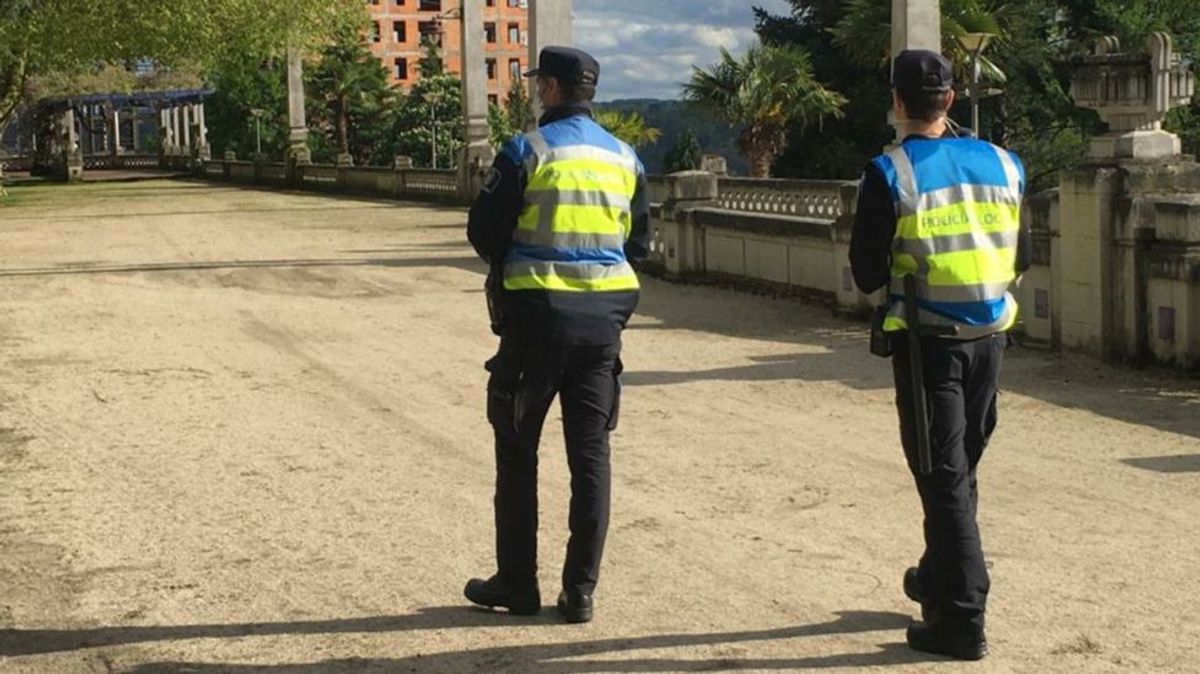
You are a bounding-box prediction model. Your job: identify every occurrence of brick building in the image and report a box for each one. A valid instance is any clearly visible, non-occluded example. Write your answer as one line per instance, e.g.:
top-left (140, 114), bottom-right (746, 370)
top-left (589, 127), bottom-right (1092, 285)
top-left (366, 0), bottom-right (530, 105)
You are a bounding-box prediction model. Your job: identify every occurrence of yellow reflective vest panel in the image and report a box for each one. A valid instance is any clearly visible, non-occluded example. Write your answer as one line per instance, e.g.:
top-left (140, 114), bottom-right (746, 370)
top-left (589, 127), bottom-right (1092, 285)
top-left (502, 116), bottom-right (641, 293)
top-left (871, 138), bottom-right (1025, 339)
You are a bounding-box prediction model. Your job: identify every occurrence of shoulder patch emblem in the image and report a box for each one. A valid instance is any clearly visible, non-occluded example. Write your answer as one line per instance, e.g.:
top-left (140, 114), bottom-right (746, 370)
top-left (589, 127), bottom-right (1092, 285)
top-left (481, 167), bottom-right (502, 194)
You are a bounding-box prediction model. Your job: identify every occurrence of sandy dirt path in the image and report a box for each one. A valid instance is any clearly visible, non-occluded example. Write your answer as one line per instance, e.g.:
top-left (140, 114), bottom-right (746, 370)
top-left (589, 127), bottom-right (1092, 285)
top-left (0, 180), bottom-right (1196, 674)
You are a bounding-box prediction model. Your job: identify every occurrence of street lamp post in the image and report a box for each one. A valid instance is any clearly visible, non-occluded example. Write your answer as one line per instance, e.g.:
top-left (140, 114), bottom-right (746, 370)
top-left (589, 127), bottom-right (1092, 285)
top-left (956, 32), bottom-right (996, 139)
top-left (250, 108), bottom-right (266, 158)
top-left (426, 92), bottom-right (443, 169)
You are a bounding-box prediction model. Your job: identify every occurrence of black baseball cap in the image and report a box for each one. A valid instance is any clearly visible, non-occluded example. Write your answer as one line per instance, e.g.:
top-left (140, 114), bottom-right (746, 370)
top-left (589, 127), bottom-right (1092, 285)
top-left (523, 46), bottom-right (599, 85)
top-left (892, 49), bottom-right (953, 95)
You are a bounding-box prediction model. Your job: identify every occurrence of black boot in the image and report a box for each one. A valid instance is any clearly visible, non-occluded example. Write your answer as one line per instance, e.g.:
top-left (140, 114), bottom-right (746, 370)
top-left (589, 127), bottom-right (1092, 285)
top-left (906, 620), bottom-right (988, 661)
top-left (903, 566), bottom-right (938, 624)
top-left (464, 575), bottom-right (541, 615)
top-left (556, 589), bottom-right (594, 623)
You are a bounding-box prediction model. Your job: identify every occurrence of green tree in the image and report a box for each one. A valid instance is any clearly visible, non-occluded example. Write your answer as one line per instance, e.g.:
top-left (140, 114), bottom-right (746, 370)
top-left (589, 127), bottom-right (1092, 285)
top-left (488, 103), bottom-right (513, 149)
top-left (417, 35), bottom-right (446, 79)
top-left (307, 23), bottom-right (396, 164)
top-left (594, 109), bottom-right (662, 149)
top-left (387, 73), bottom-right (463, 169)
top-left (663, 129), bottom-right (702, 173)
top-left (505, 77), bottom-right (535, 132)
top-left (683, 43), bottom-right (846, 178)
top-left (0, 0), bottom-right (363, 136)
top-left (206, 55), bottom-right (288, 160)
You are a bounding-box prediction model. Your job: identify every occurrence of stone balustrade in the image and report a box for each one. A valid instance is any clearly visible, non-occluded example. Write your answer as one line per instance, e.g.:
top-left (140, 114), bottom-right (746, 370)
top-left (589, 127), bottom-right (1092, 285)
top-left (198, 158), bottom-right (462, 204)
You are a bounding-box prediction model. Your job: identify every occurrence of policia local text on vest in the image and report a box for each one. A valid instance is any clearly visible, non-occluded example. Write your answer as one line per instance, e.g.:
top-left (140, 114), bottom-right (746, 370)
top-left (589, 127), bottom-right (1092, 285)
top-left (850, 49), bottom-right (1032, 661)
top-left (464, 46), bottom-right (651, 624)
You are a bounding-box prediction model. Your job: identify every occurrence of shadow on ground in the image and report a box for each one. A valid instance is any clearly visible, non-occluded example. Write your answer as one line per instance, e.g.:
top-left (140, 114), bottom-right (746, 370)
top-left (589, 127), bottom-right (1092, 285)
top-left (627, 278), bottom-right (1200, 442)
top-left (0, 609), bottom-right (926, 671)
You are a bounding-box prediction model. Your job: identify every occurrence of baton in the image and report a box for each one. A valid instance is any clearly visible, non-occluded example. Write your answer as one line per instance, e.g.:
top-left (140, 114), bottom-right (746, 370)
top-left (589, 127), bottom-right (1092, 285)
top-left (903, 275), bottom-right (957, 476)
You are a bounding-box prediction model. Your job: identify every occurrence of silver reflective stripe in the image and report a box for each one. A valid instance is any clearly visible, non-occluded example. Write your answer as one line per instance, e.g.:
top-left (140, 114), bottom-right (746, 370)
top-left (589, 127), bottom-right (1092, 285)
top-left (992, 144), bottom-right (1022, 192)
top-left (888, 146), bottom-right (919, 217)
top-left (886, 293), bottom-right (1016, 339)
top-left (890, 276), bottom-right (1013, 302)
top-left (505, 259), bottom-right (637, 281)
top-left (895, 229), bottom-right (1019, 258)
top-left (512, 228), bottom-right (627, 249)
top-left (537, 144), bottom-right (639, 172)
top-left (525, 188), bottom-right (632, 213)
top-left (899, 183), bottom-right (1022, 217)
top-left (523, 130), bottom-right (549, 174)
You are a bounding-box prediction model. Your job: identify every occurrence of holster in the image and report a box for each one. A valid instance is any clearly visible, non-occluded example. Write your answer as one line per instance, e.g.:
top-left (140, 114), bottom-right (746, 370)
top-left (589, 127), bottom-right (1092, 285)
top-left (869, 305), bottom-right (893, 358)
top-left (485, 262), bottom-right (509, 337)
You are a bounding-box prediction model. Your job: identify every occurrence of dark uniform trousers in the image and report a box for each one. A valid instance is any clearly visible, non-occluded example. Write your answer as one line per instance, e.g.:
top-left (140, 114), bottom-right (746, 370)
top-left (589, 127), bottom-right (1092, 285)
top-left (486, 333), bottom-right (622, 596)
top-left (891, 332), bottom-right (1005, 631)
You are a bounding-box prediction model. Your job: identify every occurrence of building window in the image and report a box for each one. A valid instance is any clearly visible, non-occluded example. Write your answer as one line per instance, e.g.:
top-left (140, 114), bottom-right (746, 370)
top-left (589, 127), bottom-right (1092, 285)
top-left (507, 0), bottom-right (520, 7)
top-left (395, 0), bottom-right (405, 4)
top-left (488, 94), bottom-right (499, 106)
top-left (371, 21), bottom-right (381, 42)
top-left (509, 59), bottom-right (521, 79)
top-left (419, 0), bottom-right (441, 10)
top-left (486, 59), bottom-right (497, 80)
top-left (507, 23), bottom-right (520, 44)
top-left (486, 0), bottom-right (495, 6)
top-left (394, 20), bottom-right (407, 43)
top-left (485, 23), bottom-right (497, 43)
top-left (395, 57), bottom-right (409, 80)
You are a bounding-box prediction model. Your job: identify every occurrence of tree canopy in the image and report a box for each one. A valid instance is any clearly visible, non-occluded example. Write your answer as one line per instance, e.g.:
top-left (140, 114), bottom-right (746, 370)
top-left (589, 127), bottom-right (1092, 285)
top-left (0, 0), bottom-right (363, 132)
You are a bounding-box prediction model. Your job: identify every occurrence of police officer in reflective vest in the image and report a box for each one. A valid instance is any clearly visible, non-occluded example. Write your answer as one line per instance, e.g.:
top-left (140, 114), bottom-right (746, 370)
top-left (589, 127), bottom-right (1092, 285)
top-left (464, 46), bottom-right (650, 623)
top-left (850, 50), bottom-right (1030, 660)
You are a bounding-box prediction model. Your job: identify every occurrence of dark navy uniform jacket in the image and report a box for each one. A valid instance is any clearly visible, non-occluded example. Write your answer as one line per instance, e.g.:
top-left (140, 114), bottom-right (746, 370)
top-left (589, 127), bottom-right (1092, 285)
top-left (468, 103), bottom-right (652, 345)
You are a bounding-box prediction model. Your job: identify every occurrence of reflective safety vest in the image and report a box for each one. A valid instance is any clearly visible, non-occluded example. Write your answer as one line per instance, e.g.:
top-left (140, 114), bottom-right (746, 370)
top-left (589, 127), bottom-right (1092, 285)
top-left (872, 137), bottom-right (1025, 339)
top-left (501, 115), bottom-right (641, 293)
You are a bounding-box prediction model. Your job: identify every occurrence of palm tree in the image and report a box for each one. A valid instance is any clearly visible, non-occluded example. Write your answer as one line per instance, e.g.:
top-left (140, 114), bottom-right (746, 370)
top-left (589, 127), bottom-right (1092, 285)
top-left (595, 109), bottom-right (662, 149)
top-left (832, 0), bottom-right (1010, 84)
top-left (683, 44), bottom-right (846, 178)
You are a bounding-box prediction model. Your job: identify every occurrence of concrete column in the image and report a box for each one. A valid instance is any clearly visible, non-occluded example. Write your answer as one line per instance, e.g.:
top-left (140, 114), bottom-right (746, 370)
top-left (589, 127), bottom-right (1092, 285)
top-left (889, 0), bottom-right (942, 143)
top-left (111, 105), bottom-right (121, 158)
top-left (286, 45), bottom-right (311, 166)
top-left (172, 106), bottom-right (182, 155)
top-left (62, 108), bottom-right (83, 181)
top-left (182, 104), bottom-right (192, 153)
top-left (460, 0), bottom-right (497, 199)
top-left (527, 0), bottom-right (574, 120)
top-left (196, 102), bottom-right (210, 160)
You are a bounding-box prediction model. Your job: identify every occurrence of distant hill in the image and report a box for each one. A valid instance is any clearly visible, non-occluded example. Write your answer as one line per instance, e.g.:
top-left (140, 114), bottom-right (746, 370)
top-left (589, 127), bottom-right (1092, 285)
top-left (597, 98), bottom-right (746, 176)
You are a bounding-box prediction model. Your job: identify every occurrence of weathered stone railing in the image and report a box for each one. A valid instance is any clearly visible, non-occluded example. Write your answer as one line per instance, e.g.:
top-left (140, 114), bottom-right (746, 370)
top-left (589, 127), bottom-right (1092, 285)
top-left (647, 171), bottom-right (868, 314)
top-left (83, 154), bottom-right (163, 170)
top-left (717, 177), bottom-right (852, 219)
top-left (198, 158), bottom-right (463, 204)
top-left (0, 155), bottom-right (33, 173)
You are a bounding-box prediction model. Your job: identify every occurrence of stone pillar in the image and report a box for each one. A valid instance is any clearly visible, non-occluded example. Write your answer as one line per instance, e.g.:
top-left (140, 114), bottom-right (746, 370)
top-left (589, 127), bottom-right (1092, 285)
top-left (181, 104), bottom-right (192, 155)
top-left (889, 0), bottom-right (942, 143)
top-left (62, 108), bottom-right (83, 181)
top-left (527, 0), bottom-right (574, 120)
top-left (660, 171), bottom-right (718, 276)
top-left (196, 102), bottom-right (210, 160)
top-left (110, 105), bottom-right (121, 158)
top-left (286, 45), bottom-right (312, 168)
top-left (171, 106), bottom-right (182, 156)
top-left (460, 0), bottom-right (497, 200)
top-left (1058, 33), bottom-right (1197, 361)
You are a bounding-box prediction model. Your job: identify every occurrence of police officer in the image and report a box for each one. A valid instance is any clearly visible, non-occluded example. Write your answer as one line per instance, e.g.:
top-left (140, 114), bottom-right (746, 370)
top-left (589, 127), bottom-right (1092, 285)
top-left (463, 46), bottom-right (650, 624)
top-left (850, 50), bottom-right (1030, 660)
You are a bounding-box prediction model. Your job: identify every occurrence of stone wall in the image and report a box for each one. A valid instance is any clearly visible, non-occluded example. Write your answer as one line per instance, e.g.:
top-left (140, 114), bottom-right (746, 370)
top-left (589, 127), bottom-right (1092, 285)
top-left (198, 158), bottom-right (463, 205)
top-left (651, 170), bottom-right (1200, 370)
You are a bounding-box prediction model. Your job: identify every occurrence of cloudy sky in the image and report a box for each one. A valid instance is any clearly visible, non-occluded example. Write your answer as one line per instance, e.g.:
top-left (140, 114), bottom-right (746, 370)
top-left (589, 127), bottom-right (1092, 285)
top-left (575, 0), bottom-right (795, 102)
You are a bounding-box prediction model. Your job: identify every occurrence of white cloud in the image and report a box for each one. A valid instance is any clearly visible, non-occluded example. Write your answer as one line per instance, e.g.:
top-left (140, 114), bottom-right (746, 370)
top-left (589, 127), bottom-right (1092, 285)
top-left (573, 0), bottom-right (794, 101)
